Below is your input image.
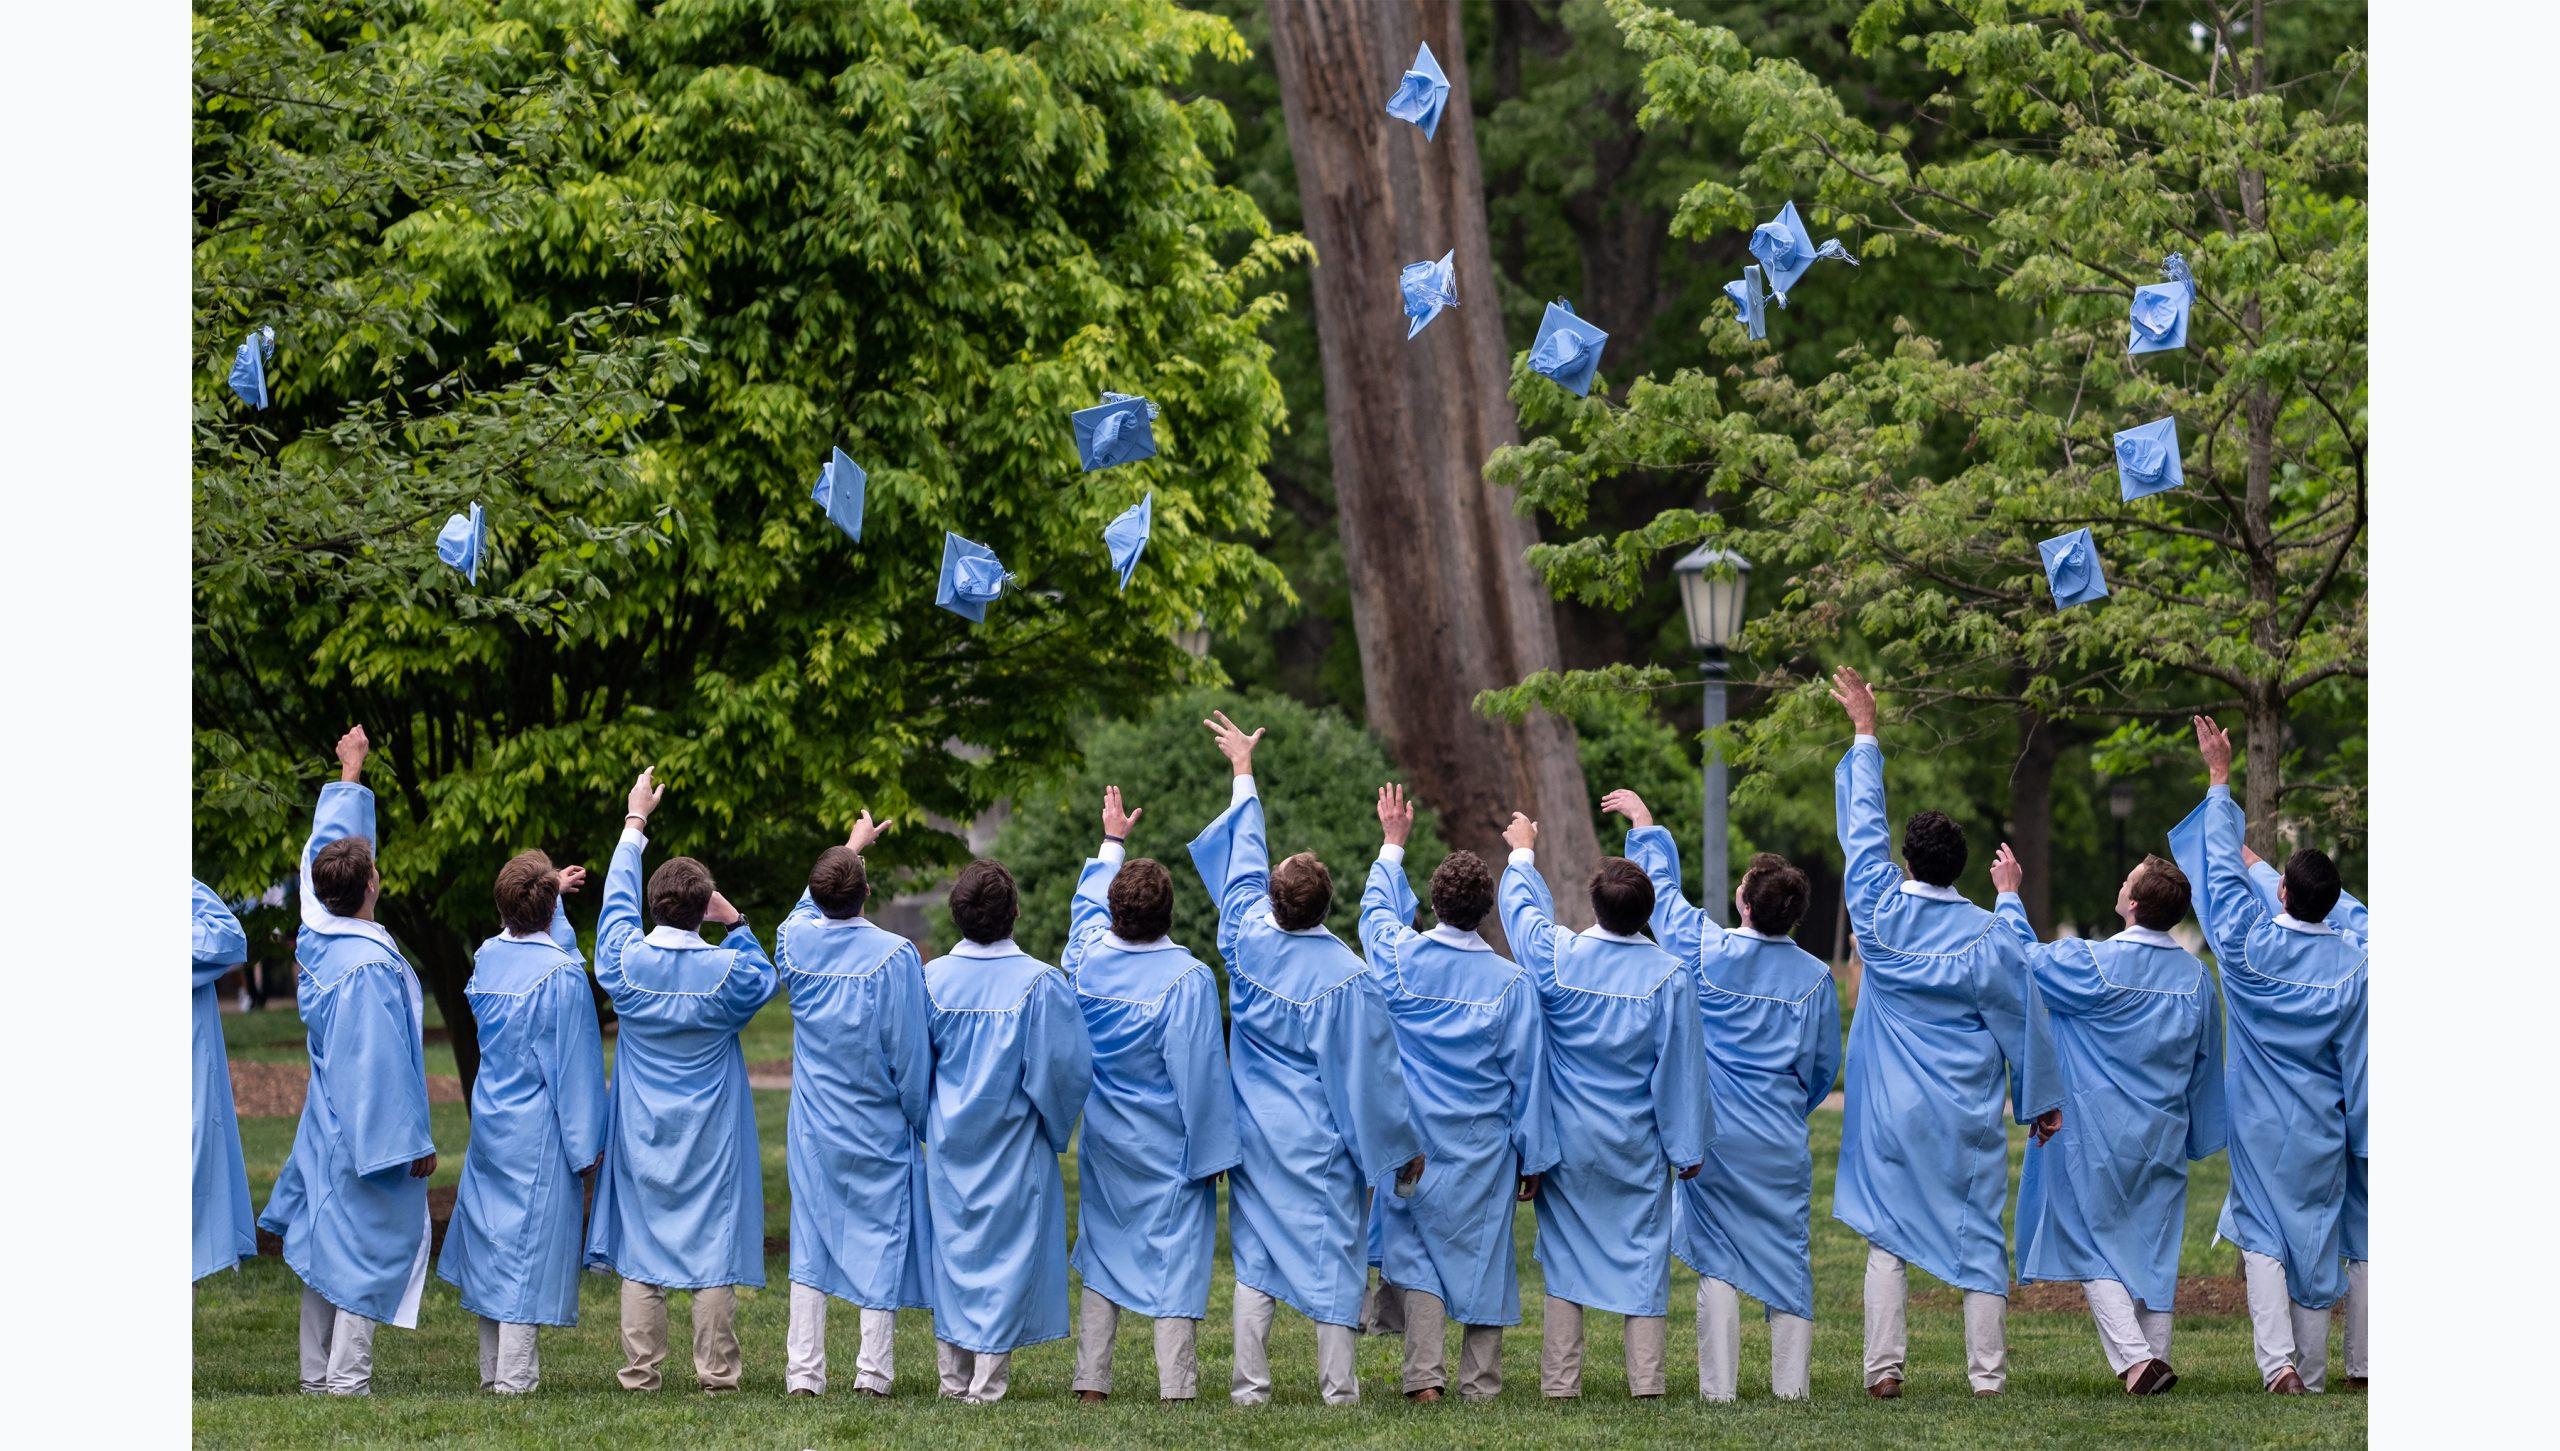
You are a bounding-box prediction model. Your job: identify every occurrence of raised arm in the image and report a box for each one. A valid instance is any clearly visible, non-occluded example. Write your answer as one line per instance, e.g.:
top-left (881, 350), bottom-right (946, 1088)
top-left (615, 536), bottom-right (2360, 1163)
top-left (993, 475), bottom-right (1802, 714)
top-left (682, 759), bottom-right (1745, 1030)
top-left (596, 768), bottom-right (663, 982)
top-left (545, 866), bottom-right (586, 953)
top-left (192, 879), bottom-right (249, 990)
top-left (1063, 787), bottom-right (1139, 974)
top-left (300, 726), bottom-right (377, 931)
top-left (1614, 789), bottom-right (1717, 962)
top-left (2186, 716), bottom-right (2269, 967)
top-left (1358, 784), bottom-right (1420, 982)
top-left (1187, 711), bottom-right (1270, 967)
top-left (1497, 813), bottom-right (1562, 975)
top-left (702, 894), bottom-right (780, 1032)
top-left (1829, 668), bottom-right (1900, 923)
top-left (1990, 844), bottom-right (2107, 1014)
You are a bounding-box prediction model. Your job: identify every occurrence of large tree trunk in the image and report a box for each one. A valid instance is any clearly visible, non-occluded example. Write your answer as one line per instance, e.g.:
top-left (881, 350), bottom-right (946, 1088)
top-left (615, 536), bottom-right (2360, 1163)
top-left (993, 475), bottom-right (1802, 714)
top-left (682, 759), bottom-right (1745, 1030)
top-left (2006, 707), bottom-right (2059, 929)
top-left (383, 903), bottom-right (481, 1102)
top-left (1267, 0), bottom-right (1601, 926)
top-left (2235, 1), bottom-right (2284, 856)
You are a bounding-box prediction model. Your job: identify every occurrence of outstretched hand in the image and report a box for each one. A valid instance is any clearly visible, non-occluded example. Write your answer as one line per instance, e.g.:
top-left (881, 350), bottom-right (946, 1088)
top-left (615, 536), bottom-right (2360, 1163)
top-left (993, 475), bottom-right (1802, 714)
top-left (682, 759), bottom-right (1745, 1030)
top-left (1376, 783), bottom-right (1414, 848)
top-left (1829, 667), bottom-right (1879, 735)
top-left (1102, 785), bottom-right (1143, 841)
top-left (1600, 789), bottom-right (1652, 829)
top-left (2192, 714), bottom-right (2233, 786)
top-left (847, 809), bottom-right (893, 855)
top-left (554, 865), bottom-right (589, 897)
top-left (1502, 812), bottom-right (1539, 853)
top-left (335, 724), bottom-right (370, 783)
top-left (626, 767), bottom-right (664, 825)
top-left (1203, 709), bottom-right (1264, 776)
top-left (1990, 843), bottom-right (2023, 896)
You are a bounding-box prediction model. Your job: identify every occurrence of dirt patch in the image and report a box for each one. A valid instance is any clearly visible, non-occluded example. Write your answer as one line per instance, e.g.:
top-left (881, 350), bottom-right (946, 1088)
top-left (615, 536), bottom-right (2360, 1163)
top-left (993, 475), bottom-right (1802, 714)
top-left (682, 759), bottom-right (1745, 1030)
top-left (1914, 1275), bottom-right (2256, 1317)
top-left (747, 1059), bottom-right (793, 1090)
top-left (230, 1059), bottom-right (464, 1118)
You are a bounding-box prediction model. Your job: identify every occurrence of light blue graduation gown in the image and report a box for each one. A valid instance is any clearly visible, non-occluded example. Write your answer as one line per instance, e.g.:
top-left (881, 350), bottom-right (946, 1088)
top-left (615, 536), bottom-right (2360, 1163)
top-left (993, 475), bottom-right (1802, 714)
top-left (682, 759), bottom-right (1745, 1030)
top-left (1831, 737), bottom-right (2060, 1296)
top-left (258, 783), bottom-right (437, 1325)
top-left (1190, 786), bottom-right (1421, 1327)
top-left (1356, 850), bottom-right (1559, 1327)
top-left (2245, 858), bottom-right (2372, 1265)
top-left (1991, 894), bottom-right (2226, 1312)
top-left (776, 893), bottom-right (935, 1312)
top-left (1060, 849), bottom-right (1242, 1320)
top-left (192, 879), bottom-right (258, 1280)
top-left (1498, 851), bottom-right (1712, 1318)
top-left (1623, 827), bottom-right (1840, 1322)
top-left (2169, 786), bottom-right (2368, 1307)
top-left (436, 902), bottom-right (607, 1326)
top-left (921, 941), bottom-right (1094, 1353)
top-left (582, 830), bottom-right (778, 1290)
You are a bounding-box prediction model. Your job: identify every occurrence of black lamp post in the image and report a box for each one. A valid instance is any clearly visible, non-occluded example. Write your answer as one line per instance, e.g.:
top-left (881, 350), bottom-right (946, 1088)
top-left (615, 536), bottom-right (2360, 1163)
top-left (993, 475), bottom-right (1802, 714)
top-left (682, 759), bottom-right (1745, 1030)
top-left (1672, 546), bottom-right (1751, 921)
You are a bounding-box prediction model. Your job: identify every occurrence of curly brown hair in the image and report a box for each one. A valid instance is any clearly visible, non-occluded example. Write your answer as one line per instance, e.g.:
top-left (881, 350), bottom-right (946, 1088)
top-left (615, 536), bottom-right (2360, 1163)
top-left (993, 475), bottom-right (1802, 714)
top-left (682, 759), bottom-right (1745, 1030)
top-left (1428, 850), bottom-right (1494, 932)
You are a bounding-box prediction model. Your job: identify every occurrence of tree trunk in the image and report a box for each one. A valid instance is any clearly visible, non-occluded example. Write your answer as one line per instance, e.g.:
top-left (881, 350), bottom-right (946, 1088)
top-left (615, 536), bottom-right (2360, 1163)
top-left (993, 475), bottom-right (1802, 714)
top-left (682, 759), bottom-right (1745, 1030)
top-left (385, 902), bottom-right (481, 1103)
top-left (2235, 2), bottom-right (2284, 856)
top-left (2007, 708), bottom-right (2059, 929)
top-left (1266, 0), bottom-right (1601, 925)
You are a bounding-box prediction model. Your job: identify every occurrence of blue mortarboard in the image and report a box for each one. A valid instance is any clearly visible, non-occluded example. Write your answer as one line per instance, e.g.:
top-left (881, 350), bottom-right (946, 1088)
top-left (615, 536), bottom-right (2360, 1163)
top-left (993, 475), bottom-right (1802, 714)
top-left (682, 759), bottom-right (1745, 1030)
top-left (1722, 264), bottom-right (1769, 341)
top-left (1384, 41), bottom-right (1452, 141)
top-left (1747, 201), bottom-right (1858, 303)
top-left (2113, 416), bottom-right (2184, 500)
top-left (227, 326), bottom-right (274, 410)
top-left (2128, 253), bottom-right (2195, 356)
top-left (810, 446), bottom-right (868, 541)
top-left (1104, 491), bottom-right (1153, 591)
top-left (1527, 299), bottom-right (1608, 397)
top-left (1400, 250), bottom-right (1458, 339)
top-left (2038, 527), bottom-right (2109, 608)
top-left (1073, 393), bottom-right (1158, 472)
top-left (436, 501), bottom-right (487, 585)
top-left (936, 532), bottom-right (1011, 622)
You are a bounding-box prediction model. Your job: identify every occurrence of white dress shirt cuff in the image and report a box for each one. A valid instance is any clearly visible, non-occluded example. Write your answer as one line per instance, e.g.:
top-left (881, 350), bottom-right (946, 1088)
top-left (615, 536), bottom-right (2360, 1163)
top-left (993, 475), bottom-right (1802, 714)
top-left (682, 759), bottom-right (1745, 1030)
top-left (1098, 840), bottom-right (1127, 866)
top-left (1231, 774), bottom-right (1257, 806)
top-left (1379, 843), bottom-right (1406, 865)
top-left (618, 825), bottom-right (647, 849)
top-left (1508, 847), bottom-right (1536, 868)
top-left (1853, 733), bottom-right (1878, 749)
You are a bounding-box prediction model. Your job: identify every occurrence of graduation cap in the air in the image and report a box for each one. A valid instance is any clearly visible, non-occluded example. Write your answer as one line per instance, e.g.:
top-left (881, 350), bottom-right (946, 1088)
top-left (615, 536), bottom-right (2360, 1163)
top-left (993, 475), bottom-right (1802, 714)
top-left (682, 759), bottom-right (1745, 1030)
top-left (1104, 492), bottom-right (1153, 591)
top-left (2128, 253), bottom-right (2195, 356)
top-left (936, 532), bottom-right (1012, 622)
top-left (1747, 201), bottom-right (1858, 303)
top-left (2038, 527), bottom-right (2109, 609)
top-left (1723, 264), bottom-right (1769, 341)
top-left (1401, 250), bottom-right (1458, 339)
top-left (1527, 299), bottom-right (1608, 397)
top-left (227, 326), bottom-right (275, 410)
top-left (1073, 392), bottom-right (1158, 472)
top-left (2112, 417), bottom-right (2184, 500)
top-left (810, 447), bottom-right (867, 542)
top-left (1384, 41), bottom-right (1452, 141)
top-left (436, 501), bottom-right (487, 585)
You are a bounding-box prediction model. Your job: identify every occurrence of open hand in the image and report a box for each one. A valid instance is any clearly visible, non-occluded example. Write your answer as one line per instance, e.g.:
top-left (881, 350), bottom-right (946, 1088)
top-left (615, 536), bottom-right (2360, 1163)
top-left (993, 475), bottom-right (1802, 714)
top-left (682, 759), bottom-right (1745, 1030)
top-left (1202, 710), bottom-right (1265, 775)
top-left (1102, 786), bottom-right (1143, 841)
top-left (1990, 843), bottom-right (2023, 896)
top-left (847, 809), bottom-right (893, 855)
top-left (1502, 812), bottom-right (1539, 853)
top-left (626, 767), bottom-right (664, 824)
top-left (554, 865), bottom-right (588, 897)
top-left (335, 724), bottom-right (370, 783)
top-left (2191, 715), bottom-right (2233, 785)
top-left (2031, 1109), bottom-right (2063, 1146)
top-left (1829, 667), bottom-right (1878, 735)
top-left (1600, 789), bottom-right (1652, 829)
top-left (1376, 784), bottom-right (1414, 848)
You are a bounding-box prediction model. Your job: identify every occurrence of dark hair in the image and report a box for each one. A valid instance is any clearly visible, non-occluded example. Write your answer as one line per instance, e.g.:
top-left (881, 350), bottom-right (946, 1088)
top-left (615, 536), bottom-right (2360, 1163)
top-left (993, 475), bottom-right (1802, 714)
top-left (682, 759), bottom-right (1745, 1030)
top-left (1901, 810), bottom-right (1968, 887)
top-left (950, 859), bottom-right (1019, 944)
top-left (2281, 847), bottom-right (2342, 924)
top-left (1429, 850), bottom-right (1494, 933)
top-left (311, 837), bottom-right (375, 918)
top-left (1108, 858), bottom-right (1175, 942)
top-left (1738, 852), bottom-right (1811, 936)
top-left (2128, 854), bottom-right (2190, 932)
top-left (648, 856), bottom-right (715, 932)
top-left (809, 846), bottom-right (868, 920)
top-left (494, 850), bottom-right (559, 937)
top-left (1589, 857), bottom-right (1656, 938)
top-left (1269, 852), bottom-right (1333, 932)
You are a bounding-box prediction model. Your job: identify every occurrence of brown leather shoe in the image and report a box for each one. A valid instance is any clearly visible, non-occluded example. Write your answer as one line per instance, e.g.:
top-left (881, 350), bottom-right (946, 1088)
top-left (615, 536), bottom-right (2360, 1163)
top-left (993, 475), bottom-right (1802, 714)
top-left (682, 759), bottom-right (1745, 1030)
top-left (1406, 1387), bottom-right (1444, 1403)
top-left (2126, 1359), bottom-right (2175, 1396)
top-left (1973, 1389), bottom-right (2002, 1399)
top-left (851, 1387), bottom-right (887, 1398)
top-left (2345, 1376), bottom-right (2367, 1392)
top-left (1076, 1390), bottom-right (1108, 1404)
top-left (2267, 1368), bottom-right (2308, 1395)
top-left (787, 1388), bottom-right (818, 1399)
top-left (1867, 1376), bottom-right (1904, 1399)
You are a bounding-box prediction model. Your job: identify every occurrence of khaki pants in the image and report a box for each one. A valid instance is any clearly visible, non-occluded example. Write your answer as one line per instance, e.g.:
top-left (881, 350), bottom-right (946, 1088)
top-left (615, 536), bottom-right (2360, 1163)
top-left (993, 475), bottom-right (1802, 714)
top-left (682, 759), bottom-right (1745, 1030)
top-left (1398, 1288), bottom-right (1505, 1399)
top-left (1072, 1287), bottom-right (1202, 1399)
top-left (1863, 1245), bottom-right (2006, 1393)
top-left (297, 1287), bottom-right (377, 1396)
top-left (2241, 1249), bottom-right (2330, 1391)
top-left (1539, 1294), bottom-right (1666, 1398)
top-left (618, 1280), bottom-right (741, 1392)
top-left (935, 1339), bottom-right (1012, 1403)
top-left (1232, 1282), bottom-right (1359, 1405)
top-left (1361, 1276), bottom-right (1406, 1336)
top-left (784, 1283), bottom-right (897, 1395)
top-left (1696, 1276), bottom-right (1810, 1401)
top-left (2083, 1279), bottom-right (2174, 1377)
top-left (2343, 1260), bottom-right (2368, 1380)
top-left (476, 1317), bottom-right (540, 1394)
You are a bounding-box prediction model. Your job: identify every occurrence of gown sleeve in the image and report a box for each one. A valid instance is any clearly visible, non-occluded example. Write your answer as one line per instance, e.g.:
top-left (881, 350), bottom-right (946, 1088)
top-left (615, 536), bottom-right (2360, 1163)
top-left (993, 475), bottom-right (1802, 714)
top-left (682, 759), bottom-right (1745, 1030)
top-left (2337, 975), bottom-right (2370, 1161)
top-left (1061, 853), bottom-right (1120, 979)
top-left (706, 923), bottom-right (781, 1031)
top-left (1994, 894), bottom-right (2111, 1017)
top-left (1979, 930), bottom-right (2063, 1123)
top-left (1319, 974), bottom-right (1422, 1185)
top-left (594, 829), bottom-right (648, 1001)
top-left (1188, 790), bottom-right (1271, 970)
top-left (324, 965), bottom-right (435, 1176)
top-left (885, 944), bottom-right (934, 1140)
top-left (193, 879), bottom-right (250, 990)
top-left (1159, 967), bottom-right (1244, 1181)
top-left (542, 960), bottom-right (609, 1171)
top-left (1803, 971), bottom-right (1845, 1118)
top-left (2183, 980), bottom-right (2230, 1161)
top-left (1497, 857), bottom-right (1562, 982)
top-left (1833, 738), bottom-right (1901, 927)
top-left (545, 897), bottom-right (578, 954)
top-left (1500, 973), bottom-right (1563, 1178)
top-left (1358, 854), bottom-right (1419, 987)
top-left (2188, 786), bottom-right (2269, 969)
top-left (1020, 970), bottom-right (1095, 1157)
top-left (1626, 825), bottom-right (1719, 964)
top-left (2328, 888), bottom-right (2371, 943)
top-left (299, 782), bottom-right (377, 932)
top-left (1649, 965), bottom-right (1713, 1169)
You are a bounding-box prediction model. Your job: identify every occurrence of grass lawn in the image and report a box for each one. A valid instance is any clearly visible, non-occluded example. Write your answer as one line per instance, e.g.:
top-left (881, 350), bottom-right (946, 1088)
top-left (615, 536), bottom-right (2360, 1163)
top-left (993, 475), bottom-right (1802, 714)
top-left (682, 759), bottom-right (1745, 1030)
top-left (198, 1019), bottom-right (2366, 1447)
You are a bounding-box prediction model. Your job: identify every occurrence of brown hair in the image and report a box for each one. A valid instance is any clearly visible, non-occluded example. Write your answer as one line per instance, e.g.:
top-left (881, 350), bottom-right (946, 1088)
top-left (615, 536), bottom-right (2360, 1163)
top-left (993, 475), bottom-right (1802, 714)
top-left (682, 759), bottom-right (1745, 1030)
top-left (1108, 858), bottom-right (1175, 942)
top-left (1428, 850), bottom-right (1494, 933)
top-left (310, 837), bottom-right (375, 918)
top-left (648, 856), bottom-right (715, 932)
top-left (1738, 851), bottom-right (1811, 937)
top-left (809, 846), bottom-right (868, 920)
top-left (494, 850), bottom-right (560, 937)
top-left (1589, 857), bottom-right (1657, 937)
top-left (2129, 854), bottom-right (2192, 932)
top-left (950, 859), bottom-right (1019, 945)
top-left (1270, 851), bottom-right (1333, 932)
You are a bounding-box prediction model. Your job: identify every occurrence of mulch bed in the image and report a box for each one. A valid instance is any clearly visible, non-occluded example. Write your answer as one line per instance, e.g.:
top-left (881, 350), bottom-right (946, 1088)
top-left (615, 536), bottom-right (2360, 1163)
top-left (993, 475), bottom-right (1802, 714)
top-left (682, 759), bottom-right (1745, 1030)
top-left (230, 1059), bottom-right (464, 1119)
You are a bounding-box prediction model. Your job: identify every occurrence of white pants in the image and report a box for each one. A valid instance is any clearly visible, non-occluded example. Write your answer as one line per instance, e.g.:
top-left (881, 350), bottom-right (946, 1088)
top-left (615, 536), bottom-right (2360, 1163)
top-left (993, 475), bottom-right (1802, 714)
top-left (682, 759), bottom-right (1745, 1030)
top-left (2344, 1260), bottom-right (2368, 1380)
top-left (297, 1287), bottom-right (378, 1396)
top-left (476, 1317), bottom-right (539, 1394)
top-left (1231, 1282), bottom-right (1359, 1405)
top-left (1863, 1246), bottom-right (2006, 1392)
top-left (1540, 1295), bottom-right (1668, 1398)
top-left (1071, 1287), bottom-right (1201, 1399)
top-left (935, 1339), bottom-right (1011, 1403)
top-left (1696, 1276), bottom-right (1810, 1401)
top-left (2082, 1279), bottom-right (2174, 1376)
top-left (2242, 1249), bottom-right (2331, 1391)
top-left (1396, 1288), bottom-right (1505, 1398)
top-left (785, 1283), bottom-right (897, 1395)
